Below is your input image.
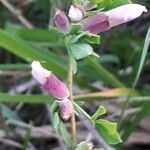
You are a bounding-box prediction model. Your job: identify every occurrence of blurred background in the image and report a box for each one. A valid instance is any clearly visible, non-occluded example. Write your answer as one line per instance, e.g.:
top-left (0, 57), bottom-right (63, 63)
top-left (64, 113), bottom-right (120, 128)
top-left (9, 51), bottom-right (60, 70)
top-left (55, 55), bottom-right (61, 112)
top-left (0, 0), bottom-right (150, 150)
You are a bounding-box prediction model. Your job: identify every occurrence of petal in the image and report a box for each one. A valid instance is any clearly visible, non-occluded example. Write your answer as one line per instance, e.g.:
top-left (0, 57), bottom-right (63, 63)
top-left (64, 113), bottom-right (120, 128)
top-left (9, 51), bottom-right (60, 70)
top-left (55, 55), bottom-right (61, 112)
top-left (43, 73), bottom-right (70, 99)
top-left (31, 61), bottom-right (51, 85)
top-left (105, 4), bottom-right (147, 27)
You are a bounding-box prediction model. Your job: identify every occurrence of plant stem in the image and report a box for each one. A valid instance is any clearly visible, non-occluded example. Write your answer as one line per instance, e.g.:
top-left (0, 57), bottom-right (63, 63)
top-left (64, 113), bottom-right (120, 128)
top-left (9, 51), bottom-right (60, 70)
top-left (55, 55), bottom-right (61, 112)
top-left (67, 55), bottom-right (77, 145)
top-left (73, 102), bottom-right (91, 121)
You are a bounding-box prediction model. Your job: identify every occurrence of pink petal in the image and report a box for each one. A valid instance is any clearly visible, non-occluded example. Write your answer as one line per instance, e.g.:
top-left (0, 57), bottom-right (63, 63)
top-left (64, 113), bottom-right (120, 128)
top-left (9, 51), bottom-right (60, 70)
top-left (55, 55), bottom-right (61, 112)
top-left (43, 73), bottom-right (70, 100)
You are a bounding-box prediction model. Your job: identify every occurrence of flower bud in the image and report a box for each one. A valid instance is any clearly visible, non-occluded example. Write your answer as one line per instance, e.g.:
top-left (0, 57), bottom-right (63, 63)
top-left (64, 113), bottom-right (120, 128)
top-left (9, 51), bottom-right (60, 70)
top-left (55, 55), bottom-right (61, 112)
top-left (81, 12), bottom-right (110, 34)
top-left (31, 61), bottom-right (70, 100)
top-left (68, 5), bottom-right (85, 22)
top-left (60, 99), bottom-right (73, 120)
top-left (54, 9), bottom-right (70, 34)
top-left (105, 4), bottom-right (147, 28)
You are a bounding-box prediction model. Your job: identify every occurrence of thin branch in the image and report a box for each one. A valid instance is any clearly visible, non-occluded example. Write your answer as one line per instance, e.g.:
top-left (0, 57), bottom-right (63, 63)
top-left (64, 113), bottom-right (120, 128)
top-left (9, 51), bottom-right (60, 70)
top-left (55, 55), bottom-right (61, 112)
top-left (0, 0), bottom-right (33, 28)
top-left (67, 55), bottom-right (77, 144)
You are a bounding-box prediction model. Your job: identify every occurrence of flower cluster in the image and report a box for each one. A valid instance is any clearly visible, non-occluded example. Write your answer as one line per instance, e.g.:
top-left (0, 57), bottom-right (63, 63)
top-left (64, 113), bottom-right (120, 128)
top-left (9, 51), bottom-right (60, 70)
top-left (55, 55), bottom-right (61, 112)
top-left (55, 3), bottom-right (147, 34)
top-left (31, 61), bottom-right (73, 120)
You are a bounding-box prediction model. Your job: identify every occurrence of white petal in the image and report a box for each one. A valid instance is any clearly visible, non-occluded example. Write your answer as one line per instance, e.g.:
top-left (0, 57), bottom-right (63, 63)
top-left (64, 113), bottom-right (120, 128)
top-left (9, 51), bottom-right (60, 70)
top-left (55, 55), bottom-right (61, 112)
top-left (31, 61), bottom-right (51, 85)
top-left (68, 5), bottom-right (83, 22)
top-left (105, 4), bottom-right (147, 27)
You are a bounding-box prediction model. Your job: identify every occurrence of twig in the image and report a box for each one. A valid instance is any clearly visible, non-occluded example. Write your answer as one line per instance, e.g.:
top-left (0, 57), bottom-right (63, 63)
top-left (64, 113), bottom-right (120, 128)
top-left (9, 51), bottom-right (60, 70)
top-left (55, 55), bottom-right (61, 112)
top-left (67, 55), bottom-right (77, 144)
top-left (0, 0), bottom-right (33, 28)
top-left (0, 70), bottom-right (29, 76)
top-left (0, 138), bottom-right (23, 149)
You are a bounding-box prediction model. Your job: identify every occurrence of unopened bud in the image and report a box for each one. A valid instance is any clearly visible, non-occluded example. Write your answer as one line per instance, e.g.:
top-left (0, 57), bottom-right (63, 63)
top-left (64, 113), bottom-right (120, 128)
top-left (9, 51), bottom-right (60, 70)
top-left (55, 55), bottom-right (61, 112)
top-left (31, 61), bottom-right (70, 100)
top-left (60, 99), bottom-right (73, 120)
top-left (105, 4), bottom-right (147, 28)
top-left (54, 9), bottom-right (70, 34)
top-left (68, 5), bottom-right (85, 22)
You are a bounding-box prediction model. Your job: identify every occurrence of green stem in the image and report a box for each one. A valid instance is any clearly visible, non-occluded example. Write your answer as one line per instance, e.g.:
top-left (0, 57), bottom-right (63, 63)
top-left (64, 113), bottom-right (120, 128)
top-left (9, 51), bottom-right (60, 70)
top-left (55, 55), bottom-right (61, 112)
top-left (67, 54), bottom-right (77, 145)
top-left (73, 102), bottom-right (91, 121)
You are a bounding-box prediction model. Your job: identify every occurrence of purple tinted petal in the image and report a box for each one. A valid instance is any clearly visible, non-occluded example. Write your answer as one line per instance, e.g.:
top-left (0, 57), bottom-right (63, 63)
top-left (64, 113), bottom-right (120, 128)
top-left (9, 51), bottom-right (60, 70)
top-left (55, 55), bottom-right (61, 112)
top-left (54, 9), bottom-right (70, 34)
top-left (81, 13), bottom-right (110, 34)
top-left (60, 99), bottom-right (73, 120)
top-left (43, 74), bottom-right (70, 99)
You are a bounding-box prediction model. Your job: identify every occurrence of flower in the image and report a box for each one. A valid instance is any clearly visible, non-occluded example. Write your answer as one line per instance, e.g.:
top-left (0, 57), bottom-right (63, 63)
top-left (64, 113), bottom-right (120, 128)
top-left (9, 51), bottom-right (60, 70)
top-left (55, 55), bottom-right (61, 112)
top-left (54, 9), bottom-right (70, 34)
top-left (68, 5), bottom-right (85, 22)
top-left (81, 12), bottom-right (110, 34)
top-left (105, 4), bottom-right (148, 28)
top-left (81, 4), bottom-right (147, 34)
top-left (31, 61), bottom-right (70, 100)
top-left (60, 99), bottom-right (73, 120)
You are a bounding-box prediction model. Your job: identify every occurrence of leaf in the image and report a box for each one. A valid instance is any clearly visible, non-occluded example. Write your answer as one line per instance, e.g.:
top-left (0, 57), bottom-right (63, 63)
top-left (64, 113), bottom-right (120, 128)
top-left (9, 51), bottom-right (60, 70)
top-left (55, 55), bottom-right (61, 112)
top-left (95, 0), bottom-right (130, 10)
top-left (75, 142), bottom-right (89, 150)
top-left (95, 119), bottom-right (122, 145)
top-left (69, 31), bottom-right (100, 44)
top-left (1, 104), bottom-right (22, 121)
top-left (0, 64), bottom-right (30, 71)
top-left (0, 29), bottom-right (67, 78)
top-left (69, 32), bottom-right (87, 44)
top-left (59, 121), bottom-right (72, 147)
top-left (0, 93), bottom-right (53, 104)
top-left (91, 105), bottom-right (106, 121)
top-left (86, 57), bottom-right (124, 87)
top-left (51, 101), bottom-right (59, 113)
top-left (119, 26), bottom-right (150, 144)
top-left (53, 112), bottom-right (60, 131)
top-left (83, 33), bottom-right (100, 44)
top-left (69, 43), bottom-right (93, 60)
top-left (70, 23), bottom-right (82, 34)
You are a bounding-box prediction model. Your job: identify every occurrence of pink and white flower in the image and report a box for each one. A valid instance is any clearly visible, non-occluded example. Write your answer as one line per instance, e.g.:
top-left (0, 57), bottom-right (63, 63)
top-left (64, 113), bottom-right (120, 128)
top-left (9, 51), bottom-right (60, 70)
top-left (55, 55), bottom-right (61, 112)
top-left (31, 61), bottom-right (70, 100)
top-left (81, 4), bottom-right (147, 34)
top-left (68, 5), bottom-right (85, 22)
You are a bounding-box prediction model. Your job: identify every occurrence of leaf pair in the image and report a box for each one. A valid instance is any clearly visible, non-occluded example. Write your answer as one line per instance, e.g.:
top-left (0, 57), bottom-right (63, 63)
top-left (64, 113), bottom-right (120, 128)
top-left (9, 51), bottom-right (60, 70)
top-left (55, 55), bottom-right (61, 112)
top-left (92, 106), bottom-right (122, 145)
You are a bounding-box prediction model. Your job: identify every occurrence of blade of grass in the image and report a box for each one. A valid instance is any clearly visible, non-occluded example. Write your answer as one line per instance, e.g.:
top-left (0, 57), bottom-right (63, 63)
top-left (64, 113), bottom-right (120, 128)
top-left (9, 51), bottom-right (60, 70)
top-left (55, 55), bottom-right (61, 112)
top-left (118, 26), bottom-right (150, 147)
top-left (86, 56), bottom-right (124, 87)
top-left (0, 64), bottom-right (30, 70)
top-left (0, 29), bottom-right (67, 78)
top-left (0, 93), bottom-right (53, 104)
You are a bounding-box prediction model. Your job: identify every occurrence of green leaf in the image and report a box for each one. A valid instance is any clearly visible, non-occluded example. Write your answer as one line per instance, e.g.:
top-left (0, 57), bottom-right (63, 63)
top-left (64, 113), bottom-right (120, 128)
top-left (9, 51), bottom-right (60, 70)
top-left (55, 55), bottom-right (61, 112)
top-left (119, 26), bottom-right (150, 145)
top-left (51, 101), bottom-right (59, 113)
top-left (0, 29), bottom-right (67, 78)
top-left (83, 33), bottom-right (100, 44)
top-left (53, 112), bottom-right (60, 131)
top-left (69, 43), bottom-right (93, 60)
top-left (75, 142), bottom-right (89, 150)
top-left (0, 64), bottom-right (30, 71)
top-left (59, 121), bottom-right (72, 147)
top-left (95, 0), bottom-right (130, 10)
top-left (69, 32), bottom-right (87, 44)
top-left (91, 105), bottom-right (107, 121)
top-left (1, 104), bottom-right (22, 121)
top-left (86, 57), bottom-right (124, 87)
top-left (70, 23), bottom-right (82, 34)
top-left (0, 93), bottom-right (53, 104)
top-left (95, 119), bottom-right (122, 145)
